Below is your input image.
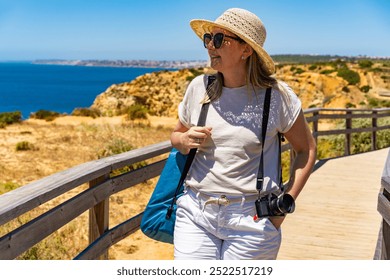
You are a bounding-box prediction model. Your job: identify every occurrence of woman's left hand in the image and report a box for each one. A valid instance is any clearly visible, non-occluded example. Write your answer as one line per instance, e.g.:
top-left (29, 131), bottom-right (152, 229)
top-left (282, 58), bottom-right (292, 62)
top-left (269, 216), bottom-right (285, 230)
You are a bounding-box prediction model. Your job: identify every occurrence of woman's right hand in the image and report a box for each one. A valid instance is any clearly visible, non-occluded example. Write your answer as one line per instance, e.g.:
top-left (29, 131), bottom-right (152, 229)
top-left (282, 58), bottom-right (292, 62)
top-left (181, 126), bottom-right (212, 149)
top-left (171, 121), bottom-right (212, 154)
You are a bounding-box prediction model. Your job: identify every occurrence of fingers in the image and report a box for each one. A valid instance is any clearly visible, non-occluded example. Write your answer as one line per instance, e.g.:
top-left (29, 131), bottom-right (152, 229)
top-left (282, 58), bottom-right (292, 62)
top-left (187, 126), bottom-right (212, 147)
top-left (192, 137), bottom-right (202, 145)
top-left (191, 126), bottom-right (212, 138)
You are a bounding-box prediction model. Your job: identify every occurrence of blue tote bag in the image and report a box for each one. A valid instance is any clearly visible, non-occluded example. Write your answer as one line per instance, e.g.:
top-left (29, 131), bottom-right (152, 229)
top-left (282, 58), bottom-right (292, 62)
top-left (140, 75), bottom-right (215, 244)
top-left (140, 148), bottom-right (188, 243)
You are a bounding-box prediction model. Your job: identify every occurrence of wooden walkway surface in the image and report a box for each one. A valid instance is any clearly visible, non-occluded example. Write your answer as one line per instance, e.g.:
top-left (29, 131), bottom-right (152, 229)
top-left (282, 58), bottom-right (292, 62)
top-left (277, 148), bottom-right (389, 260)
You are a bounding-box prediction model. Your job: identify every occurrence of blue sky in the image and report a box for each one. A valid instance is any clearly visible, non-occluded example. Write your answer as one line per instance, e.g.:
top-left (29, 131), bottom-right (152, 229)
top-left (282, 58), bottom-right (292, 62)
top-left (0, 0), bottom-right (389, 61)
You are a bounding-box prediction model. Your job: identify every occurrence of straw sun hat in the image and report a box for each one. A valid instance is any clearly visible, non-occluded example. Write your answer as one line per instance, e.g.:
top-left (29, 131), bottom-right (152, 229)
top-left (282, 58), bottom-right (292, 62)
top-left (190, 8), bottom-right (275, 75)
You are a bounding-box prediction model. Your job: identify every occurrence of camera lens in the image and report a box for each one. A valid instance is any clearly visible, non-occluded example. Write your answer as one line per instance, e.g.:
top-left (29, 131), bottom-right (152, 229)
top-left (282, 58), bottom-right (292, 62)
top-left (270, 194), bottom-right (295, 215)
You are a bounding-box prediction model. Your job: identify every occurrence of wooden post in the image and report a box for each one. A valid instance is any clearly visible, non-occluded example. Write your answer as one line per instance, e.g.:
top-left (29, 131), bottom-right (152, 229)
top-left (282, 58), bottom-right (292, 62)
top-left (345, 111), bottom-right (352, 156)
top-left (372, 110), bottom-right (377, 151)
top-left (312, 111), bottom-right (319, 146)
top-left (89, 174), bottom-right (110, 260)
top-left (384, 214), bottom-right (390, 259)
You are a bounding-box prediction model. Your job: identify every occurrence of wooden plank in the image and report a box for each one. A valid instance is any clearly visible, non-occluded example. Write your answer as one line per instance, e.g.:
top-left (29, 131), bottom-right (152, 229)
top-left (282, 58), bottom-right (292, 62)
top-left (378, 193), bottom-right (390, 226)
top-left (309, 108), bottom-right (390, 114)
top-left (316, 125), bottom-right (390, 137)
top-left (111, 160), bottom-right (166, 194)
top-left (75, 213), bottom-right (143, 260)
top-left (382, 177), bottom-right (390, 194)
top-left (107, 140), bottom-right (171, 171)
top-left (383, 220), bottom-right (390, 259)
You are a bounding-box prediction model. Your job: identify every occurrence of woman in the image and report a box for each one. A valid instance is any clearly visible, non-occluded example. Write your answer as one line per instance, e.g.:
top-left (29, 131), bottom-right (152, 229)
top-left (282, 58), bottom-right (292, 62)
top-left (170, 8), bottom-right (316, 260)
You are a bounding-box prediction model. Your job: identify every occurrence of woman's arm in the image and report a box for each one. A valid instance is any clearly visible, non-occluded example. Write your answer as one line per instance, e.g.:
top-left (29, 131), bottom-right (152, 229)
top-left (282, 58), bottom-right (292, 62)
top-left (269, 110), bottom-right (316, 229)
top-left (283, 109), bottom-right (317, 200)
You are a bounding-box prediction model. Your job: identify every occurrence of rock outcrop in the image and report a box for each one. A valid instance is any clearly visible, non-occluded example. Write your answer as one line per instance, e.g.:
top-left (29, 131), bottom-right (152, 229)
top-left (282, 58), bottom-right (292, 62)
top-left (91, 62), bottom-right (389, 117)
top-left (91, 68), bottom-right (206, 117)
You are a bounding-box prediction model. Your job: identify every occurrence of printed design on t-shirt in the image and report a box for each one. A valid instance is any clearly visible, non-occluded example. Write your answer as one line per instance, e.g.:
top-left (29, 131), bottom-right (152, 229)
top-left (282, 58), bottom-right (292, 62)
top-left (212, 97), bottom-right (263, 136)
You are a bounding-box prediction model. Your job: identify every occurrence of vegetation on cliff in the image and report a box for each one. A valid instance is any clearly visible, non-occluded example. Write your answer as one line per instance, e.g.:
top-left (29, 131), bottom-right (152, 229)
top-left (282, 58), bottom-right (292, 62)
top-left (88, 59), bottom-right (390, 118)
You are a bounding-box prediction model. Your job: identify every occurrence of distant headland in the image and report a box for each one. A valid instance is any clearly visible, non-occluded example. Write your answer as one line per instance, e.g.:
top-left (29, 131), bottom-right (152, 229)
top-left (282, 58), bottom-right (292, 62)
top-left (32, 59), bottom-right (208, 69)
top-left (32, 55), bottom-right (389, 69)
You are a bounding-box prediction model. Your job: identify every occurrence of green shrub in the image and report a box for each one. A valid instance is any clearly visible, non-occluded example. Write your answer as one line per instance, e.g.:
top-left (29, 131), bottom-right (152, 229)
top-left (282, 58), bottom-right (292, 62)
top-left (0, 182), bottom-right (19, 195)
top-left (186, 75), bottom-right (195, 82)
top-left (316, 136), bottom-right (344, 159)
top-left (350, 118), bottom-right (390, 153)
top-left (97, 138), bottom-right (134, 158)
top-left (372, 67), bottom-right (384, 73)
top-left (316, 118), bottom-right (390, 157)
top-left (329, 59), bottom-right (347, 69)
top-left (126, 104), bottom-right (148, 121)
top-left (358, 60), bottom-right (373, 68)
top-left (0, 111), bottom-right (22, 127)
top-left (294, 68), bottom-right (305, 75)
top-left (320, 69), bottom-right (336, 75)
top-left (360, 85), bottom-right (371, 93)
top-left (189, 68), bottom-right (204, 76)
top-left (367, 97), bottom-right (390, 108)
top-left (30, 110), bottom-right (60, 121)
top-left (71, 108), bottom-right (100, 118)
top-left (97, 138), bottom-right (147, 176)
top-left (337, 67), bottom-right (360, 85)
top-left (15, 141), bottom-right (35, 151)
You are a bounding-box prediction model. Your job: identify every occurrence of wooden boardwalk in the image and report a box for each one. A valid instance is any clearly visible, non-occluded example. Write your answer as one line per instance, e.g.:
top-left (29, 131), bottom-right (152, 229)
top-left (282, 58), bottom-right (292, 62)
top-left (277, 148), bottom-right (389, 260)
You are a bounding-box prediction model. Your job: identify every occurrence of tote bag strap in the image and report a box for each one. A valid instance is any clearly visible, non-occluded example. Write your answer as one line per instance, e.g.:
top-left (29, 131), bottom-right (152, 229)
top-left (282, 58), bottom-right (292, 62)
top-left (166, 75), bottom-right (216, 219)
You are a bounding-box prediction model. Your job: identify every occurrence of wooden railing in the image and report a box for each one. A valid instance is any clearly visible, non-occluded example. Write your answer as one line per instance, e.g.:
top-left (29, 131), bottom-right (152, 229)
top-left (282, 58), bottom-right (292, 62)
top-left (0, 107), bottom-right (389, 260)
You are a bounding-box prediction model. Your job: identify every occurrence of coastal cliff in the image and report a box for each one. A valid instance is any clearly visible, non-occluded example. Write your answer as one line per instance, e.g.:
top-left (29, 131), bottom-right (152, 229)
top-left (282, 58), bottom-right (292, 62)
top-left (91, 68), bottom-right (205, 117)
top-left (90, 61), bottom-right (389, 118)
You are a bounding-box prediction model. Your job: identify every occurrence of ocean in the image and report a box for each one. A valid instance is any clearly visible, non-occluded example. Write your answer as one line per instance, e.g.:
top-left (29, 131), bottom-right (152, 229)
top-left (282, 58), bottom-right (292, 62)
top-left (0, 62), bottom-right (167, 119)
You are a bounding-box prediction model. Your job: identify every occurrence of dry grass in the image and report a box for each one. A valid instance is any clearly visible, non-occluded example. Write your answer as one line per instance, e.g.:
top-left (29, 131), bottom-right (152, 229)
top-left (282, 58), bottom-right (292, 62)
top-left (0, 115), bottom-right (176, 259)
top-left (0, 116), bottom-right (174, 184)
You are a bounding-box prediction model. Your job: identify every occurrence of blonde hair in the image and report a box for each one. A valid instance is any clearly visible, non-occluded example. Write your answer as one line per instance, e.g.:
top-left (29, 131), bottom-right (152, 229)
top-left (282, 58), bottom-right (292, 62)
top-left (203, 52), bottom-right (278, 103)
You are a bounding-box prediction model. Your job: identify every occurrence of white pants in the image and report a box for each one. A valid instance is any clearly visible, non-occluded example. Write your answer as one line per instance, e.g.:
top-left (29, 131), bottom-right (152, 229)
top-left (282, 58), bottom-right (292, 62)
top-left (174, 188), bottom-right (282, 260)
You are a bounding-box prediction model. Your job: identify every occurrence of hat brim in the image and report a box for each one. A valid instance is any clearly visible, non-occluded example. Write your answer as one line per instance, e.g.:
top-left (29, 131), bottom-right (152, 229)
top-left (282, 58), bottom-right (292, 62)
top-left (190, 19), bottom-right (275, 75)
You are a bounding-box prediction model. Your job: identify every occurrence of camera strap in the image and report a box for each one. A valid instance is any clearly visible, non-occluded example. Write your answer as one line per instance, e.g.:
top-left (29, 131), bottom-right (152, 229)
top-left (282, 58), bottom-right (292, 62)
top-left (256, 87), bottom-right (271, 195)
top-left (254, 88), bottom-right (293, 220)
top-left (256, 87), bottom-right (284, 195)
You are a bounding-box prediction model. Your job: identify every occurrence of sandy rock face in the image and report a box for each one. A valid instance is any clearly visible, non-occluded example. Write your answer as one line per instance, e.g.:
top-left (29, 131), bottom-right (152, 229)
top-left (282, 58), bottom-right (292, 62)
top-left (91, 69), bottom-right (202, 117)
top-left (91, 63), bottom-right (389, 117)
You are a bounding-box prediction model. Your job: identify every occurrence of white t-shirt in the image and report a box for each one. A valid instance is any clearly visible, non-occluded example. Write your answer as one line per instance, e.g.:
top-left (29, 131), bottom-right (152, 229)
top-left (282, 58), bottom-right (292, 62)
top-left (178, 74), bottom-right (301, 195)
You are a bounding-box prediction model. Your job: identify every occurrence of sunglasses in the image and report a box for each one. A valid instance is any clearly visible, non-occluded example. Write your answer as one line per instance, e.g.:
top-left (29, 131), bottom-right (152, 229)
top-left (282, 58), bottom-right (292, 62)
top-left (203, 33), bottom-right (244, 49)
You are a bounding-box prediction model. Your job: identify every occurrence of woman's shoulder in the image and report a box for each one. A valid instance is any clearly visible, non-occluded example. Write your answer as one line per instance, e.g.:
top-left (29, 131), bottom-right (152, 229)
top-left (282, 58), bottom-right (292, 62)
top-left (273, 80), bottom-right (295, 95)
top-left (189, 73), bottom-right (206, 87)
top-left (183, 74), bottom-right (208, 102)
top-left (272, 80), bottom-right (301, 108)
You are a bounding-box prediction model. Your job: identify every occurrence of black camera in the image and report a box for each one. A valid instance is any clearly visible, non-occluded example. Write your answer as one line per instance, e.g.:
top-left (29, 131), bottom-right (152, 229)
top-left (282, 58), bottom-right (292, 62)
top-left (255, 193), bottom-right (295, 218)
